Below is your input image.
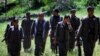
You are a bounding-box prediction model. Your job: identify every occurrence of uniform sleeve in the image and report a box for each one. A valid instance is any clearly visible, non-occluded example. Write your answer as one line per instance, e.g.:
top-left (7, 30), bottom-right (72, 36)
top-left (46, 21), bottom-right (50, 32)
top-left (4, 24), bottom-right (10, 39)
top-left (98, 18), bottom-right (100, 42)
top-left (44, 21), bottom-right (50, 38)
top-left (50, 17), bottom-right (52, 29)
top-left (5, 28), bottom-right (12, 43)
top-left (31, 21), bottom-right (35, 35)
top-left (20, 28), bottom-right (24, 39)
top-left (76, 18), bottom-right (81, 31)
top-left (55, 24), bottom-right (60, 41)
top-left (76, 20), bottom-right (83, 38)
top-left (21, 20), bottom-right (24, 28)
top-left (60, 17), bottom-right (63, 21)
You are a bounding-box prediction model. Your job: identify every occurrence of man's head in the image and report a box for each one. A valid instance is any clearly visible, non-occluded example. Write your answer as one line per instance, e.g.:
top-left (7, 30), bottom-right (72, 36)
top-left (10, 17), bottom-right (15, 26)
top-left (70, 9), bottom-right (76, 17)
top-left (26, 12), bottom-right (31, 20)
top-left (53, 9), bottom-right (59, 16)
top-left (12, 17), bottom-right (18, 27)
top-left (87, 6), bottom-right (94, 17)
top-left (38, 12), bottom-right (44, 20)
top-left (63, 15), bottom-right (70, 24)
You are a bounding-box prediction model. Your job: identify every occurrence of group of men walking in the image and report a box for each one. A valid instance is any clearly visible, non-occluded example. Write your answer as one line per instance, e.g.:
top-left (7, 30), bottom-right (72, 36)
top-left (2, 6), bottom-right (100, 56)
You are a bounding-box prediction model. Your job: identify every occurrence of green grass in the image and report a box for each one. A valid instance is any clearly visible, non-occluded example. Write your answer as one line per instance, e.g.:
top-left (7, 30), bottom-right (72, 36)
top-left (0, 9), bottom-right (100, 56)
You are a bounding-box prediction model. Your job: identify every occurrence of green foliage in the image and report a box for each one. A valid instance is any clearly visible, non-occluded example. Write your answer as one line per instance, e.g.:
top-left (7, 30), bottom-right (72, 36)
top-left (74, 0), bottom-right (87, 9)
top-left (0, 0), bottom-right (100, 20)
top-left (0, 5), bottom-right (28, 19)
top-left (41, 2), bottom-right (55, 11)
top-left (42, 0), bottom-right (55, 5)
top-left (41, 2), bottom-right (56, 15)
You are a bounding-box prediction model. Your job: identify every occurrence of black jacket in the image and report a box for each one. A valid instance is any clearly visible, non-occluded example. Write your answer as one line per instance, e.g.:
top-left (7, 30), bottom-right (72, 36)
top-left (77, 16), bottom-right (100, 42)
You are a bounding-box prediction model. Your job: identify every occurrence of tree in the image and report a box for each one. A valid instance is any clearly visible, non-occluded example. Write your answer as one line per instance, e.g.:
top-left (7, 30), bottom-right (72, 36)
top-left (87, 0), bottom-right (98, 6)
top-left (42, 0), bottom-right (54, 5)
top-left (55, 0), bottom-right (74, 11)
top-left (32, 0), bottom-right (44, 9)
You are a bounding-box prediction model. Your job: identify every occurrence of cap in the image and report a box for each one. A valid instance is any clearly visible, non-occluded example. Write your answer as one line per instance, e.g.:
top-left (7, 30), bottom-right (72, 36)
top-left (87, 6), bottom-right (94, 11)
top-left (70, 9), bottom-right (76, 12)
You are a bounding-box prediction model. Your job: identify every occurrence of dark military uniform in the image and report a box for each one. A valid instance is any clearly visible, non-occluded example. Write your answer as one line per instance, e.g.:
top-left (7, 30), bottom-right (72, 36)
top-left (69, 16), bottom-right (80, 51)
top-left (55, 21), bottom-right (73, 56)
top-left (50, 15), bottom-right (62, 52)
top-left (4, 22), bottom-right (13, 55)
top-left (31, 19), bottom-right (49, 56)
top-left (4, 17), bottom-right (16, 55)
top-left (6, 26), bottom-right (23, 56)
top-left (4, 23), bottom-right (12, 42)
top-left (21, 19), bottom-right (33, 51)
top-left (77, 16), bottom-right (100, 56)
top-left (4, 17), bottom-right (15, 41)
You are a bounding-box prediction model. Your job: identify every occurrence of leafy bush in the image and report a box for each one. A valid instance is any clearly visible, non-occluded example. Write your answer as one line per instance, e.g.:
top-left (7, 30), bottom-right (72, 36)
top-left (0, 5), bottom-right (27, 19)
top-left (42, 0), bottom-right (54, 5)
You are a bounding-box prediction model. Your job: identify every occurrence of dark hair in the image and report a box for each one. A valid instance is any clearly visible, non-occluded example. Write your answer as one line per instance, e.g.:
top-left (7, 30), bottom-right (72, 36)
top-left (87, 6), bottom-right (94, 11)
top-left (64, 15), bottom-right (70, 20)
top-left (70, 9), bottom-right (76, 13)
top-left (9, 16), bottom-right (15, 21)
top-left (11, 16), bottom-right (18, 23)
top-left (53, 9), bottom-right (59, 13)
top-left (26, 12), bottom-right (30, 15)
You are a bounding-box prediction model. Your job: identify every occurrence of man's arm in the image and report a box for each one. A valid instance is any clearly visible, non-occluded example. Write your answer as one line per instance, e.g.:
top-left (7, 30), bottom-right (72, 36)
top-left (76, 18), bottom-right (81, 31)
top-left (76, 20), bottom-right (83, 38)
top-left (98, 18), bottom-right (100, 44)
top-left (76, 20), bottom-right (83, 56)
top-left (31, 21), bottom-right (35, 38)
top-left (54, 23), bottom-right (60, 44)
top-left (45, 21), bottom-right (50, 38)
top-left (20, 28), bottom-right (24, 39)
top-left (2, 24), bottom-right (10, 42)
top-left (21, 20), bottom-right (24, 28)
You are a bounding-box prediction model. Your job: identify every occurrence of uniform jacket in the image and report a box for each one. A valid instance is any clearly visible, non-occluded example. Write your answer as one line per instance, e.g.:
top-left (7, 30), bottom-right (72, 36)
top-left (31, 19), bottom-right (50, 38)
top-left (77, 16), bottom-right (100, 42)
top-left (55, 21), bottom-right (73, 42)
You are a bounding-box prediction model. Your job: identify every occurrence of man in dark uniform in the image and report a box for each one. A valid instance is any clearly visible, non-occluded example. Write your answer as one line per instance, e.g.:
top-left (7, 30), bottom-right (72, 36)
top-left (3, 17), bottom-right (15, 43)
top-left (69, 9), bottom-right (80, 52)
top-left (21, 12), bottom-right (33, 53)
top-left (55, 15), bottom-right (73, 56)
top-left (6, 18), bottom-right (23, 56)
top-left (3, 17), bottom-right (15, 56)
top-left (76, 6), bottom-right (100, 56)
top-left (50, 9), bottom-right (62, 53)
top-left (31, 13), bottom-right (49, 56)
